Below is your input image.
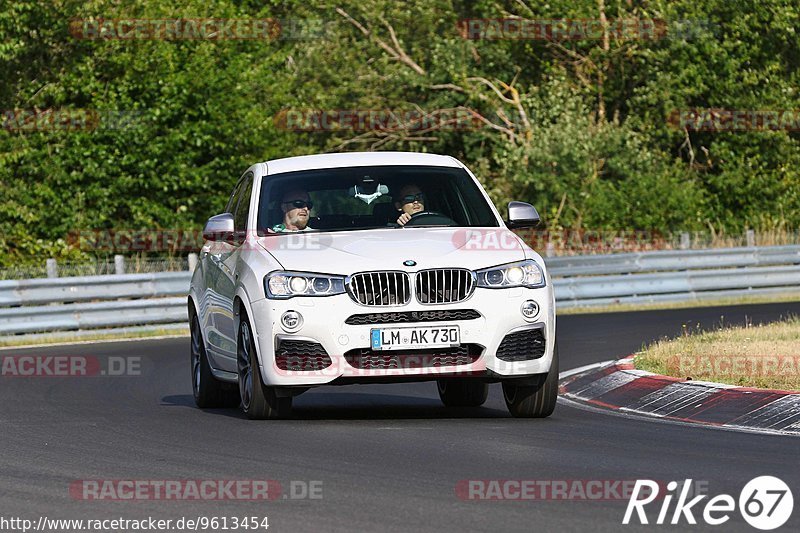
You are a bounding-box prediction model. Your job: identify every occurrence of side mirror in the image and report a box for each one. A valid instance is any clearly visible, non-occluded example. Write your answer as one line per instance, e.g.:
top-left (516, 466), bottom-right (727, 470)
top-left (202, 213), bottom-right (235, 241)
top-left (506, 201), bottom-right (541, 229)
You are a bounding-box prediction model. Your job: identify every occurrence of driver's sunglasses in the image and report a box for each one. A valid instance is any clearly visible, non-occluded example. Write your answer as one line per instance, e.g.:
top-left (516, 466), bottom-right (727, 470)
top-left (401, 193), bottom-right (425, 205)
top-left (284, 199), bottom-right (313, 210)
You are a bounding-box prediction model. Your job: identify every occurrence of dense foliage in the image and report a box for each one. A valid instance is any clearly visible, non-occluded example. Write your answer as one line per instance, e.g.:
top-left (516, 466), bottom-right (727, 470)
top-left (1, 0), bottom-right (798, 264)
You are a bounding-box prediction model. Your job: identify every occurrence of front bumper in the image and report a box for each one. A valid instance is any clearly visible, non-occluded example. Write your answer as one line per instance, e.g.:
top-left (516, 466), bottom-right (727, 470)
top-left (249, 285), bottom-right (555, 386)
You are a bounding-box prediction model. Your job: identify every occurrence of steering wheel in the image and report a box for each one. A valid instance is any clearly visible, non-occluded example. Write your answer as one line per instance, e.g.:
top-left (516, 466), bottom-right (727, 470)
top-left (403, 211), bottom-right (457, 226)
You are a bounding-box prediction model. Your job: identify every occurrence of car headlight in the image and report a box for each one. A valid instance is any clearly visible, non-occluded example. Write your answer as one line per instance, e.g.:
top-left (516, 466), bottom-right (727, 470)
top-left (475, 260), bottom-right (545, 289)
top-left (265, 271), bottom-right (346, 299)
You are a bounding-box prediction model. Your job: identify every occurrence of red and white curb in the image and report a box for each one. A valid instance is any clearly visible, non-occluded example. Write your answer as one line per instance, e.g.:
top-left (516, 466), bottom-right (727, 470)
top-left (559, 357), bottom-right (800, 436)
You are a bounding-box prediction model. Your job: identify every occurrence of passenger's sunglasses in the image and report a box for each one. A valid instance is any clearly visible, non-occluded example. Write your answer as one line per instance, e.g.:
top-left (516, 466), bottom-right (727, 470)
top-left (283, 199), bottom-right (313, 210)
top-left (400, 193), bottom-right (425, 205)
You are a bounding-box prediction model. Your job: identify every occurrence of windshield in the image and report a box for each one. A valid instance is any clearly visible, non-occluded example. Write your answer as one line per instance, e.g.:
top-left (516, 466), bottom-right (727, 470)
top-left (257, 165), bottom-right (500, 234)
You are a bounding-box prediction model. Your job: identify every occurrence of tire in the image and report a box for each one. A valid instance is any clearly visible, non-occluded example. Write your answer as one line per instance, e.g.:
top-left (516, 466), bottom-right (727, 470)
top-left (502, 344), bottom-right (559, 418)
top-left (437, 379), bottom-right (489, 407)
top-left (190, 314), bottom-right (240, 408)
top-left (237, 314), bottom-right (292, 420)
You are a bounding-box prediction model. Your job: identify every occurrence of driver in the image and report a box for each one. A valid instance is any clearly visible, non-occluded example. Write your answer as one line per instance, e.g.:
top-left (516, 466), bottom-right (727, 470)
top-left (394, 184), bottom-right (426, 226)
top-left (272, 189), bottom-right (313, 232)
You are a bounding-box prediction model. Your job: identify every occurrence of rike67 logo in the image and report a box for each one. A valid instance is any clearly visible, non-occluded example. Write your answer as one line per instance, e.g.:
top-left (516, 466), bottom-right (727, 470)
top-left (624, 476), bottom-right (793, 530)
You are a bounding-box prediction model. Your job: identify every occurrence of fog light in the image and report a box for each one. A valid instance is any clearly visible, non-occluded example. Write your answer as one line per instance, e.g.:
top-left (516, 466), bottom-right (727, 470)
top-left (521, 300), bottom-right (539, 320)
top-left (281, 310), bottom-right (303, 331)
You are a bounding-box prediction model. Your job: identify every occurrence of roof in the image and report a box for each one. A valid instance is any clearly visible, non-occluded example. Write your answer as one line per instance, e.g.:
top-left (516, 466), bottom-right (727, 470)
top-left (264, 151), bottom-right (462, 176)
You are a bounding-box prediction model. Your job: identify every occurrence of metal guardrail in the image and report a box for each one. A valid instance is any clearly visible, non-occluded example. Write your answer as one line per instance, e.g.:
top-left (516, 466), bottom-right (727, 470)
top-left (549, 245), bottom-right (800, 308)
top-left (553, 265), bottom-right (800, 307)
top-left (0, 298), bottom-right (187, 335)
top-left (547, 245), bottom-right (800, 276)
top-left (0, 272), bottom-right (190, 306)
top-left (1, 245), bottom-right (799, 337)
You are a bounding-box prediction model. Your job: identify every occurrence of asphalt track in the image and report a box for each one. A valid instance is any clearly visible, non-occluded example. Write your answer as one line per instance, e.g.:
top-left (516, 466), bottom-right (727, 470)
top-left (1, 302), bottom-right (799, 532)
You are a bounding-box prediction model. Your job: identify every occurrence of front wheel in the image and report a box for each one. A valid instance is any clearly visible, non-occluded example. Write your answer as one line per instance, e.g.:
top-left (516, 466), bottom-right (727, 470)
top-left (237, 315), bottom-right (292, 419)
top-left (190, 314), bottom-right (239, 408)
top-left (437, 379), bottom-right (489, 407)
top-left (502, 345), bottom-right (559, 418)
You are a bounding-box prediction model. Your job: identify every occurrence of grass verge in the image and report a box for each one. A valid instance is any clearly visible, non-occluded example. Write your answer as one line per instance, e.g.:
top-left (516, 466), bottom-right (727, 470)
top-left (0, 325), bottom-right (188, 348)
top-left (635, 316), bottom-right (800, 391)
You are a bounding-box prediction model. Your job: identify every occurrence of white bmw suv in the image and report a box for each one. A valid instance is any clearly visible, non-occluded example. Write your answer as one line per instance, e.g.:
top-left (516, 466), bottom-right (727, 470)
top-left (189, 152), bottom-right (557, 419)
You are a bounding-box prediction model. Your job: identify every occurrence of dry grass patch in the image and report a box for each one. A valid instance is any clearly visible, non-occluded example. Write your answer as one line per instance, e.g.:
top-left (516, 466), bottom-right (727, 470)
top-left (635, 316), bottom-right (800, 391)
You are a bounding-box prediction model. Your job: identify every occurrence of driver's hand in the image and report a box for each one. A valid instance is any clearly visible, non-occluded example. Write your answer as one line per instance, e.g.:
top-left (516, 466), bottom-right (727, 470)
top-left (397, 213), bottom-right (412, 226)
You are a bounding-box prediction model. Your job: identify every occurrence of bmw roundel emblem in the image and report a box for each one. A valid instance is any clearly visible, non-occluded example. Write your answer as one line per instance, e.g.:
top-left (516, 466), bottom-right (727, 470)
top-left (403, 260), bottom-right (417, 267)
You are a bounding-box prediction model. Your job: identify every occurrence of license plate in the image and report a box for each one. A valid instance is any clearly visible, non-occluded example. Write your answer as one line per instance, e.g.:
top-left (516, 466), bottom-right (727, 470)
top-left (370, 326), bottom-right (460, 351)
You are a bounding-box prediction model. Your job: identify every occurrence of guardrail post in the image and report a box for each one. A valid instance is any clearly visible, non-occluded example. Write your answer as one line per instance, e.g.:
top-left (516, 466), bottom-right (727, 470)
top-left (46, 258), bottom-right (58, 278)
top-left (114, 255), bottom-right (126, 275)
top-left (746, 229), bottom-right (755, 247)
top-left (188, 253), bottom-right (198, 272)
top-left (680, 232), bottom-right (690, 250)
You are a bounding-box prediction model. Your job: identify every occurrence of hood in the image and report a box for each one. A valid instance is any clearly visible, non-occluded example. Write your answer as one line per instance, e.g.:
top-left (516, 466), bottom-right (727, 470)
top-left (257, 227), bottom-right (527, 274)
